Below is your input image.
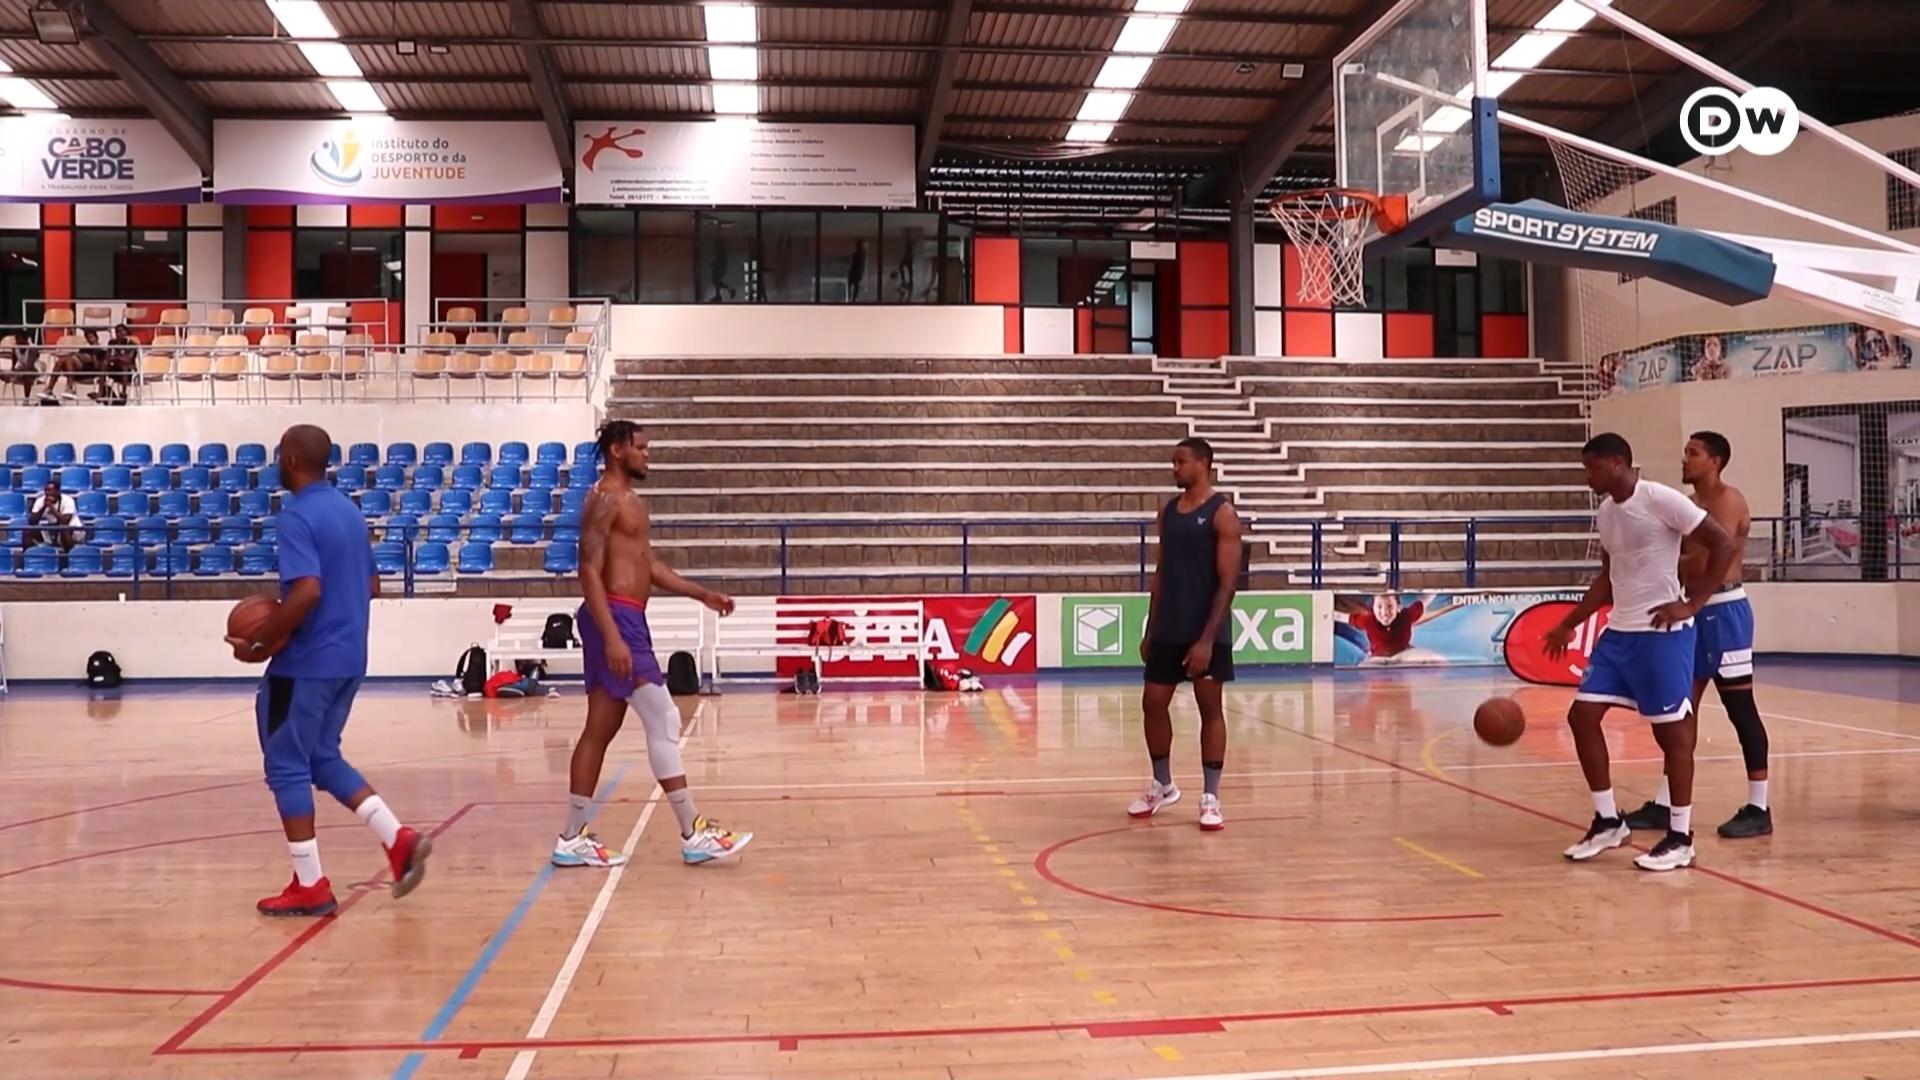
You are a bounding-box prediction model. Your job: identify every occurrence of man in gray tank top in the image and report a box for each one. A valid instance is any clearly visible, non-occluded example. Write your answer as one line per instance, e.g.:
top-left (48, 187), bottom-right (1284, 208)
top-left (1128, 437), bottom-right (1242, 831)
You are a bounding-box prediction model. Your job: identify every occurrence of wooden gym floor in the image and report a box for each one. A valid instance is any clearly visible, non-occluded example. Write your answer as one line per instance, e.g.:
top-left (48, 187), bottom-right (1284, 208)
top-left (5, 661), bottom-right (1920, 1079)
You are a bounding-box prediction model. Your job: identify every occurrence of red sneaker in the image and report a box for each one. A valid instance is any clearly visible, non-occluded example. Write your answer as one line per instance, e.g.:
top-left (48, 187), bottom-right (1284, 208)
top-left (257, 875), bottom-right (338, 917)
top-left (386, 826), bottom-right (433, 899)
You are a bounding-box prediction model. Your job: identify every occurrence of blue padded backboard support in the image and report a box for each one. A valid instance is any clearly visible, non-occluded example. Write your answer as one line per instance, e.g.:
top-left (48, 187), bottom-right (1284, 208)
top-left (1364, 96), bottom-right (1501, 259)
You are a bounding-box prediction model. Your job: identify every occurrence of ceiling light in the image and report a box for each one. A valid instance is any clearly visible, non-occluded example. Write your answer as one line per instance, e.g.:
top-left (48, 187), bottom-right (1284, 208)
top-left (1077, 90), bottom-right (1133, 123)
top-left (1112, 15), bottom-right (1177, 55)
top-left (709, 45), bottom-right (758, 81)
top-left (428, 42), bottom-right (450, 54)
top-left (1094, 56), bottom-right (1152, 90)
top-left (266, 0), bottom-right (340, 39)
top-left (704, 4), bottom-right (757, 44)
top-left (1065, 122), bottom-right (1113, 143)
top-left (1534, 0), bottom-right (1606, 32)
top-left (396, 39), bottom-right (418, 56)
top-left (1282, 62), bottom-right (1304, 78)
top-left (712, 83), bottom-right (758, 114)
top-left (0, 78), bottom-right (60, 111)
top-left (298, 42), bottom-right (363, 79)
top-left (30, 4), bottom-right (79, 45)
top-left (326, 80), bottom-right (387, 113)
top-left (1485, 70), bottom-right (1523, 96)
top-left (1493, 32), bottom-right (1564, 73)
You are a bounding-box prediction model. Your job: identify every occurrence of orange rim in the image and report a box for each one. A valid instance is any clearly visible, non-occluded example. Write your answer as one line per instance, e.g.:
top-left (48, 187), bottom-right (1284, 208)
top-left (1268, 188), bottom-right (1410, 234)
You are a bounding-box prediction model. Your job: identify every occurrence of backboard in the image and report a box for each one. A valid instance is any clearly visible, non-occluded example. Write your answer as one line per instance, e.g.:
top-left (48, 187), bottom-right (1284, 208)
top-left (1334, 0), bottom-right (1500, 254)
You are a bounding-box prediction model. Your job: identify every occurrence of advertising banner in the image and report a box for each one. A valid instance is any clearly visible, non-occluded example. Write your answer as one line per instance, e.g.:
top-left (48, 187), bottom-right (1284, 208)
top-left (1333, 591), bottom-right (1586, 667)
top-left (574, 121), bottom-right (915, 207)
top-left (1503, 601), bottom-right (1613, 686)
top-left (0, 117), bottom-right (202, 203)
top-left (1058, 593), bottom-right (1314, 668)
top-left (773, 595), bottom-right (1037, 679)
top-left (213, 119), bottom-right (563, 204)
top-left (1599, 322), bottom-right (1914, 395)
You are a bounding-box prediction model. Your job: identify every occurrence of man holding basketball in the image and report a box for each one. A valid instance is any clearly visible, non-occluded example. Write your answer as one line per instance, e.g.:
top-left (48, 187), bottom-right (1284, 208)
top-left (1546, 433), bottom-right (1736, 872)
top-left (550, 420), bottom-right (750, 868)
top-left (228, 424), bottom-right (430, 916)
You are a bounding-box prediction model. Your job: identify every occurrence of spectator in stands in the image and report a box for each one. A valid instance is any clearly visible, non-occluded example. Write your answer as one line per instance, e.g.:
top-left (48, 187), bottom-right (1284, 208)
top-left (6, 335), bottom-right (38, 402)
top-left (28, 479), bottom-right (80, 551)
top-left (97, 324), bottom-right (135, 405)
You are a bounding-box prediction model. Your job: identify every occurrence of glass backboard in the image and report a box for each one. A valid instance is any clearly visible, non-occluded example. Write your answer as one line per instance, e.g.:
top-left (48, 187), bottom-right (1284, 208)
top-left (1335, 0), bottom-right (1500, 253)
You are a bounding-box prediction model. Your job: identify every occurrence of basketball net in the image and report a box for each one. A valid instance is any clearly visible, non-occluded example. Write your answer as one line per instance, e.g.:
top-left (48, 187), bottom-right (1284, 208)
top-left (1267, 189), bottom-right (1406, 307)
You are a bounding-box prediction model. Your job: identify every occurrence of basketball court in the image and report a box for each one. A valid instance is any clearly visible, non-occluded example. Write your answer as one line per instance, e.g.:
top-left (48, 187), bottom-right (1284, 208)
top-left (7, 664), bottom-right (1920, 1079)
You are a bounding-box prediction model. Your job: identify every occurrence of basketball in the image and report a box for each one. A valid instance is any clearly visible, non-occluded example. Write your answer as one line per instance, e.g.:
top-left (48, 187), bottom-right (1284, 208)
top-left (1473, 696), bottom-right (1526, 746)
top-left (226, 595), bottom-right (282, 663)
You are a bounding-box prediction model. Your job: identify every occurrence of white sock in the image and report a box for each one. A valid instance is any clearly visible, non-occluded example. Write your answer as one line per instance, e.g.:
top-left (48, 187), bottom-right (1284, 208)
top-left (356, 795), bottom-right (402, 848)
top-left (1592, 789), bottom-right (1618, 820)
top-left (1748, 780), bottom-right (1769, 811)
top-left (561, 793), bottom-right (593, 839)
top-left (1670, 804), bottom-right (1693, 837)
top-left (1655, 776), bottom-right (1672, 808)
top-left (288, 839), bottom-right (324, 887)
top-left (667, 787), bottom-right (700, 838)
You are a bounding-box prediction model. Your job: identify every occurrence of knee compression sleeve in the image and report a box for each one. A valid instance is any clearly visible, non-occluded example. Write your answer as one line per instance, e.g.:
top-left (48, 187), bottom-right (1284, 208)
top-left (1716, 680), bottom-right (1769, 773)
top-left (630, 683), bottom-right (685, 781)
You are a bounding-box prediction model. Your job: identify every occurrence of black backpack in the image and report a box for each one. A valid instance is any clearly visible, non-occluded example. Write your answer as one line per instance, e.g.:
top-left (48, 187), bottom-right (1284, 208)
top-left (541, 613), bottom-right (576, 649)
top-left (456, 644), bottom-right (488, 695)
top-left (666, 650), bottom-right (700, 696)
top-left (86, 650), bottom-right (122, 688)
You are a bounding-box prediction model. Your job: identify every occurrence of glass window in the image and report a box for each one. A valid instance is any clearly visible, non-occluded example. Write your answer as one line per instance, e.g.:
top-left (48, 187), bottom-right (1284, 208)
top-left (0, 232), bottom-right (40, 327)
top-left (1479, 255), bottom-right (1526, 314)
top-left (882, 212), bottom-right (939, 303)
top-left (637, 211), bottom-right (695, 303)
top-left (1375, 247), bottom-right (1435, 313)
top-left (820, 212), bottom-right (878, 302)
top-left (73, 229), bottom-right (121, 300)
top-left (351, 230), bottom-right (404, 301)
top-left (940, 220), bottom-right (971, 304)
top-left (760, 212), bottom-right (818, 303)
top-left (573, 210), bottom-right (637, 303)
top-left (294, 229), bottom-right (348, 300)
top-left (1021, 238), bottom-right (1070, 306)
top-left (697, 211), bottom-right (755, 303)
top-left (1073, 240), bottom-right (1128, 308)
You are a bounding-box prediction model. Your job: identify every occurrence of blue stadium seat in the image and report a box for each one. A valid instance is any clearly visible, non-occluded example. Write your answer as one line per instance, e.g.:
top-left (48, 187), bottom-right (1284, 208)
top-left (258, 514), bottom-right (279, 544)
top-left (93, 516), bottom-right (129, 545)
top-left (20, 465), bottom-right (50, 491)
top-left (507, 513), bottom-right (544, 544)
top-left (175, 515), bottom-right (212, 545)
top-left (372, 541), bottom-right (408, 575)
top-left (422, 441), bottom-right (454, 467)
top-left (0, 545), bottom-right (11, 576)
top-left (399, 489), bottom-right (432, 516)
top-left (156, 491), bottom-right (191, 519)
top-left (258, 463), bottom-right (282, 491)
top-left (498, 441), bottom-right (530, 468)
top-left (346, 442), bottom-right (379, 467)
top-left (567, 463), bottom-right (595, 489)
top-left (360, 489), bottom-right (393, 517)
top-left (151, 544), bottom-right (193, 576)
top-left (0, 516), bottom-right (17, 545)
top-left (536, 441), bottom-right (567, 466)
top-left (0, 492), bottom-right (23, 517)
top-left (44, 442), bottom-right (75, 466)
top-left (217, 466), bottom-right (250, 493)
top-left (334, 465), bottom-right (367, 493)
top-left (374, 464), bottom-right (406, 492)
top-left (239, 543), bottom-right (277, 576)
top-left (544, 541), bottom-right (579, 575)
top-left (199, 491), bottom-right (234, 518)
top-left (138, 467), bottom-right (171, 493)
top-left (159, 443), bottom-right (191, 467)
top-left (196, 443), bottom-right (229, 468)
top-left (82, 443), bottom-right (114, 467)
top-left (411, 464), bottom-right (444, 491)
top-left (487, 464), bottom-right (521, 491)
top-left (115, 491), bottom-right (152, 517)
top-left (176, 466), bottom-right (211, 494)
top-left (521, 488), bottom-right (554, 516)
top-left (478, 490), bottom-right (513, 517)
top-left (424, 513), bottom-right (460, 543)
top-left (121, 443), bottom-right (153, 467)
top-left (195, 545), bottom-right (235, 575)
top-left (440, 489), bottom-right (474, 516)
top-left (457, 541), bottom-right (494, 574)
top-left (134, 514), bottom-right (168, 546)
top-left (529, 463), bottom-right (560, 490)
top-left (0, 466), bottom-right (10, 491)
top-left (414, 542), bottom-right (451, 574)
top-left (235, 443), bottom-right (268, 468)
top-left (467, 513), bottom-right (503, 544)
top-left (450, 464), bottom-right (483, 491)
top-left (5, 443), bottom-right (35, 467)
top-left (75, 491), bottom-right (108, 519)
top-left (99, 465), bottom-right (132, 493)
top-left (237, 490), bottom-right (271, 518)
top-left (18, 544), bottom-right (60, 578)
top-left (216, 515), bottom-right (253, 546)
top-left (384, 514), bottom-right (419, 542)
top-left (559, 487), bottom-right (587, 516)
top-left (62, 544), bottom-right (105, 578)
top-left (104, 543), bottom-right (143, 578)
top-left (386, 442), bottom-right (419, 467)
top-left (573, 441), bottom-right (596, 466)
top-left (59, 465), bottom-right (92, 492)
top-left (460, 442), bottom-right (492, 467)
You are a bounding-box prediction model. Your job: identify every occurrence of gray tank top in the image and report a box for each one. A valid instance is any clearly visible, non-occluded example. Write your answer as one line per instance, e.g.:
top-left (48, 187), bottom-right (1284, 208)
top-left (1153, 492), bottom-right (1230, 645)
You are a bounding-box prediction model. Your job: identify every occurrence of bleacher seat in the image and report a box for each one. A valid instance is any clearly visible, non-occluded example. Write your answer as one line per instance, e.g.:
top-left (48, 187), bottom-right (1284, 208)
top-left (196, 444), bottom-right (229, 467)
top-left (0, 517), bottom-right (17, 545)
top-left (83, 443), bottom-right (114, 467)
top-left (258, 514), bottom-right (279, 544)
top-left (116, 491), bottom-right (152, 517)
top-left (138, 467), bottom-right (170, 493)
top-left (121, 444), bottom-right (153, 467)
top-left (440, 489), bottom-right (474, 516)
top-left (0, 546), bottom-right (13, 576)
top-left (451, 465), bottom-right (483, 491)
top-left (0, 492), bottom-right (23, 517)
top-left (335, 465), bottom-right (367, 493)
top-left (258, 464), bottom-right (281, 491)
top-left (536, 441), bottom-right (567, 466)
top-left (21, 466), bottom-right (51, 491)
top-left (6, 444), bottom-right (35, 467)
top-left (152, 544), bottom-right (193, 576)
top-left (239, 543), bottom-right (277, 576)
top-left (414, 542), bottom-right (451, 574)
top-left (572, 442), bottom-right (596, 466)
top-left (44, 443), bottom-right (75, 466)
top-left (238, 489), bottom-right (272, 517)
top-left (19, 544), bottom-right (60, 578)
top-left (216, 516), bottom-right (253, 545)
top-left (176, 515), bottom-right (212, 545)
top-left (200, 491), bottom-right (234, 517)
top-left (522, 488), bottom-right (554, 516)
top-left (387, 442), bottom-right (419, 467)
top-left (468, 513), bottom-right (503, 544)
top-left (348, 442), bottom-right (380, 467)
top-left (544, 541), bottom-right (579, 575)
top-left (195, 546), bottom-right (234, 575)
top-left (100, 466), bottom-right (132, 493)
top-left (568, 464), bottom-right (594, 489)
top-left (159, 443), bottom-right (191, 467)
top-left (385, 514), bottom-right (419, 542)
top-left (177, 466), bottom-right (211, 493)
top-left (487, 464), bottom-right (520, 491)
top-left (425, 513), bottom-right (460, 543)
top-left (457, 541), bottom-right (494, 574)
top-left (374, 464), bottom-right (406, 492)
top-left (479, 490), bottom-right (513, 516)
top-left (157, 491), bottom-right (191, 519)
top-left (75, 491), bottom-right (108, 519)
top-left (62, 545), bottom-right (104, 578)
top-left (499, 441), bottom-right (530, 468)
top-left (105, 544), bottom-right (143, 578)
top-left (235, 443), bottom-right (268, 468)
top-left (373, 541), bottom-right (407, 576)
top-left (360, 489), bottom-right (393, 517)
top-left (135, 515), bottom-right (167, 546)
top-left (529, 463), bottom-right (560, 490)
top-left (423, 441), bottom-right (454, 467)
top-left (460, 442), bottom-right (492, 467)
top-left (58, 465), bottom-right (91, 492)
top-left (412, 465), bottom-right (444, 491)
top-left (399, 489), bottom-right (433, 516)
top-left (559, 487), bottom-right (587, 515)
top-left (0, 467), bottom-right (11, 491)
top-left (507, 513), bottom-right (544, 544)
top-left (93, 516), bottom-right (129, 545)
top-left (217, 466), bottom-right (250, 493)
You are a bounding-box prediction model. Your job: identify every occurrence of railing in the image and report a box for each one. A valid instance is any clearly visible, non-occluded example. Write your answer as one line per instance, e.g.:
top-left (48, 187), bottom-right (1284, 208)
top-left (4, 514), bottom-right (1912, 598)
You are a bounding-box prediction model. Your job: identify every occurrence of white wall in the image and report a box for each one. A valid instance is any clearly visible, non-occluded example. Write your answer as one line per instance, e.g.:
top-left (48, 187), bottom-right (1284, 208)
top-left (1, 401), bottom-right (594, 453)
top-left (1021, 308), bottom-right (1073, 355)
top-left (1746, 583), bottom-right (1920, 656)
top-left (186, 229), bottom-right (223, 305)
top-left (614, 304), bottom-right (1005, 357)
top-left (525, 231), bottom-right (568, 304)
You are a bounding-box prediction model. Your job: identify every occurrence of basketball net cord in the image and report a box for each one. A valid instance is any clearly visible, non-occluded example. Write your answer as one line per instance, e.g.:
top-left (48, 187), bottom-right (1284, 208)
top-left (1267, 189), bottom-right (1407, 308)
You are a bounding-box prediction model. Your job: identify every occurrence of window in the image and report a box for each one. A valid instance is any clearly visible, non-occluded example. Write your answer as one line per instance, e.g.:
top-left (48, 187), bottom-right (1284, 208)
top-left (636, 211), bottom-right (695, 303)
top-left (881, 212), bottom-right (939, 303)
top-left (697, 211), bottom-right (755, 303)
top-left (74, 228), bottom-right (185, 301)
top-left (760, 212), bottom-right (818, 303)
top-left (1368, 247), bottom-right (1434, 313)
top-left (1020, 238), bottom-right (1070, 306)
top-left (940, 220), bottom-right (971, 304)
top-left (1479, 255), bottom-right (1527, 314)
top-left (820, 212), bottom-right (878, 302)
top-left (572, 210), bottom-right (637, 303)
top-left (1889, 148), bottom-right (1920, 232)
top-left (296, 228), bottom-right (402, 300)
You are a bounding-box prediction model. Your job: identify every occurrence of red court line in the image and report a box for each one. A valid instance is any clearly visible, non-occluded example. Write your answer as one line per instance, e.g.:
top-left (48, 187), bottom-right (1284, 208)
top-left (0, 779), bottom-right (256, 832)
top-left (0, 976), bottom-right (223, 998)
top-left (151, 971), bottom-right (1920, 1058)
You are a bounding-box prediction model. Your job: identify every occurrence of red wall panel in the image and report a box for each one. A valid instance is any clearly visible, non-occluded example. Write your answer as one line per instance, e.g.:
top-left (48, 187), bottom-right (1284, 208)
top-left (1002, 306), bottom-right (1021, 353)
top-left (1481, 313), bottom-right (1530, 357)
top-left (433, 205), bottom-right (523, 232)
top-left (41, 229), bottom-right (71, 301)
top-left (41, 204), bottom-right (72, 227)
top-left (246, 206), bottom-right (294, 227)
top-left (349, 204), bottom-right (406, 228)
top-left (1178, 309), bottom-right (1230, 359)
top-left (128, 204), bottom-right (186, 228)
top-left (974, 236), bottom-right (1021, 304)
top-left (246, 230), bottom-right (294, 299)
top-left (1283, 311), bottom-right (1334, 356)
top-left (1177, 241), bottom-right (1229, 306)
top-left (1384, 313), bottom-right (1436, 358)
top-left (1281, 244), bottom-right (1332, 310)
top-left (1075, 307), bottom-right (1093, 354)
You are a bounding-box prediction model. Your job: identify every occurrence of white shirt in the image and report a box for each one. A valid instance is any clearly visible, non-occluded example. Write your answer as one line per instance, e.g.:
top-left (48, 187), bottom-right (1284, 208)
top-left (30, 493), bottom-right (76, 520)
top-left (1597, 478), bottom-right (1707, 632)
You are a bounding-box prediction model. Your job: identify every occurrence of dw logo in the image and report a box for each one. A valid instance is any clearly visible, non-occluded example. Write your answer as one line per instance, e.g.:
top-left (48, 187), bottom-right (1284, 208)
top-left (1680, 86), bottom-right (1799, 158)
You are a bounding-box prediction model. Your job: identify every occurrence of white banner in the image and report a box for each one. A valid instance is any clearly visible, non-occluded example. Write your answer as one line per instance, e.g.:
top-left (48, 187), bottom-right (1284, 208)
top-left (574, 121), bottom-right (915, 207)
top-left (0, 117), bottom-right (203, 203)
top-left (213, 119), bottom-right (562, 204)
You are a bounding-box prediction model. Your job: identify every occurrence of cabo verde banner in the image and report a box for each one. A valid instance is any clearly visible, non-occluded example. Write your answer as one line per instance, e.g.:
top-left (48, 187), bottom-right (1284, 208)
top-left (213, 119), bottom-right (562, 204)
top-left (574, 121), bottom-right (914, 207)
top-left (0, 117), bottom-right (201, 203)
top-left (1601, 322), bottom-right (1914, 395)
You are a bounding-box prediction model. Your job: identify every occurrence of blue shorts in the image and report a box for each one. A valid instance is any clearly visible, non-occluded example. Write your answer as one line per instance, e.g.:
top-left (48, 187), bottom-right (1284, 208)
top-left (257, 675), bottom-right (369, 819)
top-left (1576, 624), bottom-right (1699, 723)
top-left (1695, 589), bottom-right (1755, 683)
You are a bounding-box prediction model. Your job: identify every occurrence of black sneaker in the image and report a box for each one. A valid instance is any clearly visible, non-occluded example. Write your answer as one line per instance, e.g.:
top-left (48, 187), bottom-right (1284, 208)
top-left (1633, 830), bottom-right (1696, 872)
top-left (1622, 800), bottom-right (1670, 832)
top-left (1717, 804), bottom-right (1774, 838)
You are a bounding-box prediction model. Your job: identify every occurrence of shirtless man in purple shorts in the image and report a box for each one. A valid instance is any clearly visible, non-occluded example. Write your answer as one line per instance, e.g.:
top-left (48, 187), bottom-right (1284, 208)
top-left (551, 420), bottom-right (752, 868)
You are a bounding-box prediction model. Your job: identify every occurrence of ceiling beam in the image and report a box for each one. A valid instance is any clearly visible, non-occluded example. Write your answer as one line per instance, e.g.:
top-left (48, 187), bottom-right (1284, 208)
top-left (918, 0), bottom-right (974, 180)
top-left (62, 0), bottom-right (213, 174)
top-left (505, 0), bottom-right (574, 174)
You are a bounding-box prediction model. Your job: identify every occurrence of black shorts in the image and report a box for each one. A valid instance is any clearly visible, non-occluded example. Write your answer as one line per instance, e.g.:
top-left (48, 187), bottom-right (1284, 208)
top-left (1144, 641), bottom-right (1235, 686)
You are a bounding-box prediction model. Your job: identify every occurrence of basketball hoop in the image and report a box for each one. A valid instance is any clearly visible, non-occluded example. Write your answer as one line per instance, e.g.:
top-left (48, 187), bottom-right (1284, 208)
top-left (1266, 188), bottom-right (1409, 308)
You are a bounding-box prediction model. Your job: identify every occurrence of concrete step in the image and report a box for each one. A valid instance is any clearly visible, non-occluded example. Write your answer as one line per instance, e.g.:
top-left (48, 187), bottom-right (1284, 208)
top-left (1238, 375), bottom-right (1575, 401)
top-left (1227, 358), bottom-right (1547, 379)
top-left (611, 397), bottom-right (1179, 420)
top-left (649, 439), bottom-right (1167, 465)
top-left (614, 375), bottom-right (1164, 398)
top-left (621, 356), bottom-right (1150, 376)
top-left (617, 417), bottom-right (1195, 441)
top-left (638, 489), bottom-right (1166, 515)
top-left (1268, 418), bottom-right (1588, 442)
top-left (1251, 398), bottom-right (1585, 420)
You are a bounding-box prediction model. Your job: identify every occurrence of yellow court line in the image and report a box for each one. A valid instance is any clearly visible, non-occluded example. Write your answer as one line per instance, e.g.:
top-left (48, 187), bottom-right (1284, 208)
top-left (1419, 727), bottom-right (1458, 780)
top-left (1393, 835), bottom-right (1483, 879)
top-left (1154, 1045), bottom-right (1184, 1062)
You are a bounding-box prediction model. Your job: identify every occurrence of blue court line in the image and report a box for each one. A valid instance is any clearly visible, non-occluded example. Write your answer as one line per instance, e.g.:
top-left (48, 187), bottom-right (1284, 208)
top-left (390, 764), bottom-right (631, 1080)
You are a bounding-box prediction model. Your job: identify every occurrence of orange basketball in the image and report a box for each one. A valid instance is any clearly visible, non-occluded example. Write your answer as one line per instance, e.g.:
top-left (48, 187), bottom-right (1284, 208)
top-left (1473, 696), bottom-right (1526, 747)
top-left (226, 594), bottom-right (282, 663)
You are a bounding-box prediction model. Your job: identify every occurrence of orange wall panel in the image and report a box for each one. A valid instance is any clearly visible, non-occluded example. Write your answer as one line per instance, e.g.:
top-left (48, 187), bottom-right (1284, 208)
top-left (1178, 309), bottom-right (1230, 359)
top-left (1075, 307), bottom-right (1093, 354)
top-left (41, 229), bottom-right (71, 301)
top-left (1280, 244), bottom-right (1331, 310)
top-left (433, 205), bottom-right (523, 231)
top-left (1383, 313), bottom-right (1435, 358)
top-left (1177, 241), bottom-right (1229, 306)
top-left (349, 204), bottom-right (406, 228)
top-left (1003, 306), bottom-right (1022, 353)
top-left (246, 206), bottom-right (294, 227)
top-left (246, 230), bottom-right (294, 299)
top-left (974, 236), bottom-right (1021, 304)
top-left (41, 204), bottom-right (72, 227)
top-left (128, 204), bottom-right (186, 228)
top-left (1482, 313), bottom-right (1530, 357)
top-left (1283, 311), bottom-right (1334, 356)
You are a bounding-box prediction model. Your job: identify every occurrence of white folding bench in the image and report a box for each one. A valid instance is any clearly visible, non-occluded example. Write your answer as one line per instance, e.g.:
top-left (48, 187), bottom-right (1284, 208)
top-left (707, 597), bottom-right (924, 684)
top-left (490, 597), bottom-right (707, 679)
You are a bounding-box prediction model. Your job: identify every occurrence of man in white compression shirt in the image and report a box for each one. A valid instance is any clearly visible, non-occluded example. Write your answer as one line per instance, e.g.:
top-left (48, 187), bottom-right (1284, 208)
top-left (1545, 432), bottom-right (1737, 873)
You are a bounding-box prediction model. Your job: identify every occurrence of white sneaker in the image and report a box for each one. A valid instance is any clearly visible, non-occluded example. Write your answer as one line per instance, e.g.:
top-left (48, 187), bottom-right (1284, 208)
top-left (1198, 793), bottom-right (1224, 831)
top-left (552, 829), bottom-right (628, 868)
top-left (682, 816), bottom-right (753, 865)
top-left (1126, 781), bottom-right (1181, 819)
top-left (1634, 831), bottom-right (1696, 872)
top-left (1563, 814), bottom-right (1630, 861)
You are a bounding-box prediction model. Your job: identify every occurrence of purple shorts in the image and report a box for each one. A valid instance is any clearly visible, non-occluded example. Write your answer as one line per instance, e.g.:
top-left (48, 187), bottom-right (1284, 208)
top-left (578, 597), bottom-right (664, 699)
